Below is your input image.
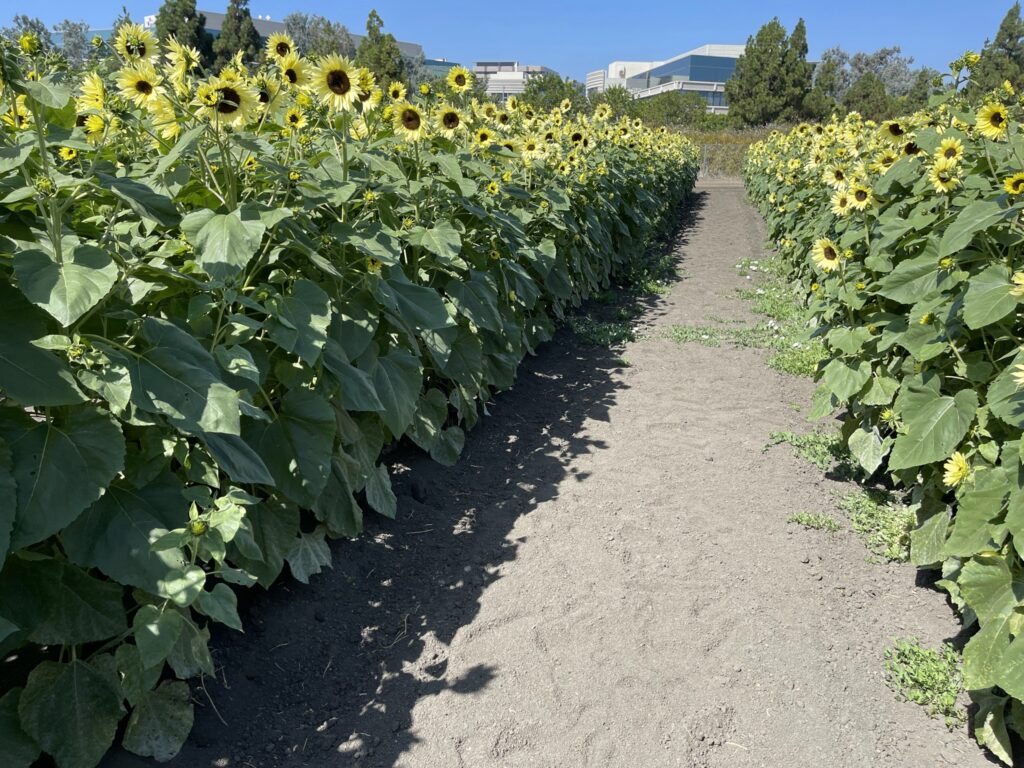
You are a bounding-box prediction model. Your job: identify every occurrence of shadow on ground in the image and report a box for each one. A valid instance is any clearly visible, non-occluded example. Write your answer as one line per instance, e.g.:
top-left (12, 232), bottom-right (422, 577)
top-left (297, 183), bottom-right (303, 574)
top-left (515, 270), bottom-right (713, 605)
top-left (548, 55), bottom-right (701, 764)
top-left (100, 196), bottom-right (705, 768)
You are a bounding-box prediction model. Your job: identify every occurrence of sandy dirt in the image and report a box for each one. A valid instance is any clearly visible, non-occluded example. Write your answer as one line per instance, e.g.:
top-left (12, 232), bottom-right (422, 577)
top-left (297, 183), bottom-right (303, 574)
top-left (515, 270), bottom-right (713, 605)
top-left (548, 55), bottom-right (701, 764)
top-left (104, 181), bottom-right (996, 768)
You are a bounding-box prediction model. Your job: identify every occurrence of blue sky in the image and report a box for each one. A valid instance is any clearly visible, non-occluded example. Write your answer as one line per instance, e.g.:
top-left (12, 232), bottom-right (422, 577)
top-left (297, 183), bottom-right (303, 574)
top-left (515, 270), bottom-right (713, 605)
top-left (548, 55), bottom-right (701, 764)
top-left (21, 1), bottom-right (1016, 80)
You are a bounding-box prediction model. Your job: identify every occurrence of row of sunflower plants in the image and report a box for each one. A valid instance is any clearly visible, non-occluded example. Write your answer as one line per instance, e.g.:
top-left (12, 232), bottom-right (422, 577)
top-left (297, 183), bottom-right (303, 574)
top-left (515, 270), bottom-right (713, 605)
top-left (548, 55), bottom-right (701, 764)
top-left (0, 25), bottom-right (699, 768)
top-left (744, 53), bottom-right (1024, 764)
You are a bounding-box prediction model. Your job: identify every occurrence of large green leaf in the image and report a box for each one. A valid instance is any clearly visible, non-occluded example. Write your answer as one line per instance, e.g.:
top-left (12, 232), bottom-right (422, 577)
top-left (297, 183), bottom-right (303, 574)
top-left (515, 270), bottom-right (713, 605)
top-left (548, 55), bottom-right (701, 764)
top-left (875, 254), bottom-right (950, 304)
top-left (286, 528), bottom-right (332, 583)
top-left (0, 406), bottom-right (124, 549)
top-left (377, 274), bottom-right (455, 331)
top-left (820, 358), bottom-right (871, 402)
top-left (13, 242), bottom-right (118, 327)
top-left (370, 347), bottom-right (422, 436)
top-left (988, 349), bottom-right (1024, 429)
top-left (201, 432), bottom-right (275, 485)
top-left (446, 272), bottom-right (503, 332)
top-left (963, 264), bottom-right (1016, 330)
top-left (243, 389), bottom-right (335, 507)
top-left (196, 583), bottom-right (242, 630)
top-left (312, 456), bottom-right (363, 538)
top-left (181, 207), bottom-right (266, 281)
top-left (939, 199), bottom-right (1011, 258)
top-left (0, 690), bottom-right (39, 768)
top-left (229, 503), bottom-right (300, 586)
top-left (265, 279), bottom-right (331, 365)
top-left (0, 439), bottom-right (16, 566)
top-left (888, 386), bottom-right (978, 471)
top-left (62, 473), bottom-right (188, 592)
top-left (133, 605), bottom-right (184, 669)
top-left (122, 681), bottom-right (194, 763)
top-left (322, 342), bottom-right (384, 411)
top-left (407, 221), bottom-right (462, 261)
top-left (102, 176), bottom-right (181, 229)
top-left (18, 660), bottom-right (123, 768)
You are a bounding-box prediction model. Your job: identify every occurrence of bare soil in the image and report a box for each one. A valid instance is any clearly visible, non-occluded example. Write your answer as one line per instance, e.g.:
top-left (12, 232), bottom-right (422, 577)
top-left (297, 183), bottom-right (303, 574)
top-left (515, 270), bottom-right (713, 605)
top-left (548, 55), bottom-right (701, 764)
top-left (103, 181), bottom-right (996, 768)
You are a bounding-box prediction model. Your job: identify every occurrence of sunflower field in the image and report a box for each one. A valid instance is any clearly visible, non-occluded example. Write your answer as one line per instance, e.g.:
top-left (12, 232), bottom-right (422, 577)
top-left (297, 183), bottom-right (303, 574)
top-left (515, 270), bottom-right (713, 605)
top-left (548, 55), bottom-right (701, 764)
top-left (745, 54), bottom-right (1024, 764)
top-left (0, 25), bottom-right (698, 768)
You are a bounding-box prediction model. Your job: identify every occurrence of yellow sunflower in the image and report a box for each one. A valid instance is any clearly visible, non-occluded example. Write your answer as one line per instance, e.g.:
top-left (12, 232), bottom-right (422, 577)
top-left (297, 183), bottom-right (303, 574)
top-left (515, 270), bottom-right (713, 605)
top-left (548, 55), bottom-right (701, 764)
top-left (486, 180), bottom-right (500, 195)
top-left (473, 127), bottom-right (493, 149)
top-left (446, 66), bottom-right (473, 93)
top-left (284, 107), bottom-right (307, 133)
top-left (312, 55), bottom-right (358, 112)
top-left (114, 22), bottom-right (156, 61)
top-left (116, 62), bottom-right (161, 108)
top-left (830, 190), bottom-right (852, 217)
top-left (195, 77), bottom-right (258, 128)
top-left (58, 146), bottom-right (77, 161)
top-left (1004, 172), bottom-right (1024, 196)
top-left (84, 112), bottom-right (118, 143)
top-left (811, 238), bottom-right (841, 273)
top-left (935, 137), bottom-right (963, 163)
top-left (848, 183), bottom-right (874, 211)
top-left (150, 95), bottom-right (181, 140)
top-left (435, 104), bottom-right (465, 139)
top-left (942, 452), bottom-right (971, 488)
top-left (929, 157), bottom-right (961, 194)
top-left (76, 71), bottom-right (106, 112)
top-left (393, 102), bottom-right (428, 142)
top-left (1010, 271), bottom-right (1024, 297)
top-left (593, 103), bottom-right (612, 121)
top-left (976, 102), bottom-right (1010, 141)
top-left (279, 53), bottom-right (309, 87)
top-left (1014, 362), bottom-right (1024, 389)
top-left (266, 32), bottom-right (295, 60)
top-left (388, 82), bottom-right (407, 101)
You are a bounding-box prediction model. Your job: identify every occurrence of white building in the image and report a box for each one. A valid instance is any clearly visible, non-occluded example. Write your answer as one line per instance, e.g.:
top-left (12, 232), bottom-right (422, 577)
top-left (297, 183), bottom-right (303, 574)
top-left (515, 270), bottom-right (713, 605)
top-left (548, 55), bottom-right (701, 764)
top-left (474, 61), bottom-right (556, 100)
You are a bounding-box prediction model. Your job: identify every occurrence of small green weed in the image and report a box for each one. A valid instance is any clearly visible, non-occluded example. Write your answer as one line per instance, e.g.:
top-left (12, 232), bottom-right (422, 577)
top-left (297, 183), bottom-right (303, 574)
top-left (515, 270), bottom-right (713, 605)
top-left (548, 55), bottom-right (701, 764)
top-left (569, 315), bottom-right (635, 347)
top-left (613, 356), bottom-right (632, 368)
top-left (884, 639), bottom-right (965, 729)
top-left (767, 430), bottom-right (857, 478)
top-left (666, 325), bottom-right (723, 346)
top-left (787, 512), bottom-right (840, 532)
top-left (838, 490), bottom-right (914, 562)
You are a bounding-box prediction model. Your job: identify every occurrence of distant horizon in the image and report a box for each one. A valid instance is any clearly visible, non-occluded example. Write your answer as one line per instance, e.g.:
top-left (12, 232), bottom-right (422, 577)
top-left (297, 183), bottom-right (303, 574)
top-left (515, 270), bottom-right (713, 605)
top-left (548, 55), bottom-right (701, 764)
top-left (19, 1), bottom-right (1013, 81)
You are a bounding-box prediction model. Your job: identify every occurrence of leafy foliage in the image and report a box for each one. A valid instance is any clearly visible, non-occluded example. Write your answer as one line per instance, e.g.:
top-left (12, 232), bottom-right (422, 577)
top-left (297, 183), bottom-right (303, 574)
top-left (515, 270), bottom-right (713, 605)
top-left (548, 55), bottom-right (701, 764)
top-left (885, 639), bottom-right (966, 728)
top-left (354, 10), bottom-right (405, 87)
top-left (0, 30), bottom-right (698, 768)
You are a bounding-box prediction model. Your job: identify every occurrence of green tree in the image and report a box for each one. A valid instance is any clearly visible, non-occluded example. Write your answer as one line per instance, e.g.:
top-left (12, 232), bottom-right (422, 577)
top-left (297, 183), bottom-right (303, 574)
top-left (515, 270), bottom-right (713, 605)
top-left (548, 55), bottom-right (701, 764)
top-left (842, 72), bottom-right (895, 121)
top-left (522, 72), bottom-right (585, 112)
top-left (53, 19), bottom-right (89, 66)
top-left (1, 15), bottom-right (53, 51)
top-left (589, 85), bottom-right (635, 119)
top-left (212, 0), bottom-right (260, 70)
top-left (779, 19), bottom-right (815, 120)
top-left (155, 0), bottom-right (213, 66)
top-left (803, 54), bottom-right (841, 120)
top-left (971, 2), bottom-right (1024, 94)
top-left (632, 91), bottom-right (709, 127)
top-left (355, 10), bottom-right (405, 86)
top-left (283, 12), bottom-right (355, 58)
top-left (725, 18), bottom-right (792, 125)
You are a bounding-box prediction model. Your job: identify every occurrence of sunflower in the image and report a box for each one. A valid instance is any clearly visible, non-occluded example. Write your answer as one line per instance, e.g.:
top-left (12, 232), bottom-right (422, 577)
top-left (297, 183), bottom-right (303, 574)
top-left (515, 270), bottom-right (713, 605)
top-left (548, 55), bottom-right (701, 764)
top-left (560, 98), bottom-right (573, 113)
top-left (830, 190), bottom-right (852, 217)
top-left (869, 149), bottom-right (899, 174)
top-left (279, 53), bottom-right (309, 87)
top-left (848, 183), bottom-right (874, 211)
top-left (593, 103), bottom-right (612, 121)
top-left (928, 157), bottom-right (961, 194)
top-left (1004, 172), bottom-right (1024, 195)
top-left (942, 452), bottom-right (971, 488)
top-left (521, 134), bottom-right (545, 162)
top-left (435, 104), bottom-right (464, 139)
top-left (150, 95), bottom-right (181, 140)
top-left (1011, 271), bottom-right (1024, 297)
top-left (811, 238), bottom-right (841, 272)
top-left (823, 164), bottom-right (847, 189)
top-left (879, 119), bottom-right (907, 143)
top-left (76, 71), bottom-right (106, 112)
top-left (486, 181), bottom-right (500, 195)
top-left (419, 82), bottom-right (432, 96)
top-left (312, 55), bottom-right (358, 112)
top-left (284, 106), bottom-right (307, 133)
top-left (387, 82), bottom-right (407, 101)
top-left (114, 22), bottom-right (156, 60)
top-left (253, 75), bottom-right (282, 111)
top-left (507, 96), bottom-right (519, 112)
top-left (446, 65), bottom-right (473, 93)
top-left (473, 127), bottom-right (493, 149)
top-left (393, 102), bottom-right (428, 142)
top-left (935, 137), bottom-right (963, 163)
top-left (195, 77), bottom-right (259, 128)
top-left (356, 70), bottom-right (381, 111)
top-left (84, 112), bottom-right (118, 143)
top-left (1014, 362), bottom-right (1024, 389)
top-left (116, 62), bottom-right (161, 108)
top-left (58, 146), bottom-right (78, 162)
top-left (266, 32), bottom-right (295, 60)
top-left (976, 102), bottom-right (1010, 141)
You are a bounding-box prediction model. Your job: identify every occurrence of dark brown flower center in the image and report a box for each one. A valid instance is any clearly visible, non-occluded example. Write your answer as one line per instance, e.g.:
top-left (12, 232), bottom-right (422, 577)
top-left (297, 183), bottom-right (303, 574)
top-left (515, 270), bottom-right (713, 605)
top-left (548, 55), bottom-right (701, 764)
top-left (126, 40), bottom-right (146, 57)
top-left (1014, 179), bottom-right (1024, 192)
top-left (217, 87), bottom-right (240, 114)
top-left (888, 123), bottom-right (903, 137)
top-left (824, 246), bottom-right (837, 260)
top-left (442, 111), bottom-right (459, 129)
top-left (401, 108), bottom-right (420, 130)
top-left (571, 132), bottom-right (582, 143)
top-left (258, 88), bottom-right (270, 103)
top-left (327, 69), bottom-right (351, 95)
top-left (285, 68), bottom-right (298, 84)
top-left (904, 142), bottom-right (919, 156)
top-left (944, 147), bottom-right (956, 159)
top-left (854, 190), bottom-right (867, 202)
top-left (276, 42), bottom-right (290, 56)
top-left (135, 79), bottom-right (153, 96)
top-left (454, 73), bottom-right (466, 86)
top-left (991, 111), bottom-right (1005, 127)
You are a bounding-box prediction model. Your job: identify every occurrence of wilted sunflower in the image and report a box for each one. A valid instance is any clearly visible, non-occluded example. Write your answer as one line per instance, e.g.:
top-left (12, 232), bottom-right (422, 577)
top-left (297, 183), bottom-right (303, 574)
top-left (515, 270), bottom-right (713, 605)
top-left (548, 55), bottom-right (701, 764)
top-left (279, 53), bottom-right (309, 87)
top-left (935, 137), bottom-right (963, 163)
top-left (811, 238), bottom-right (841, 273)
top-left (848, 183), bottom-right (874, 211)
top-left (266, 32), bottom-right (295, 60)
top-left (446, 65), bottom-right (472, 93)
top-left (435, 104), bottom-right (464, 138)
top-left (393, 102), bottom-right (428, 141)
top-left (388, 82), bottom-right (406, 101)
top-left (114, 23), bottom-right (156, 60)
top-left (116, 62), bottom-right (161, 108)
top-left (195, 77), bottom-right (258, 128)
top-left (929, 157), bottom-right (961, 194)
top-left (312, 55), bottom-right (358, 112)
top-left (976, 102), bottom-right (1010, 140)
top-left (1004, 172), bottom-right (1024, 195)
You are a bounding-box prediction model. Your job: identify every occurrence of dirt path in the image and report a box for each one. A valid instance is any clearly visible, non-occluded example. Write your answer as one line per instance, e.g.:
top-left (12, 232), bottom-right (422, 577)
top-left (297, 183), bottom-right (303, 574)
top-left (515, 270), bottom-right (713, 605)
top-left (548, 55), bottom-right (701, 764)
top-left (106, 181), bottom-right (994, 768)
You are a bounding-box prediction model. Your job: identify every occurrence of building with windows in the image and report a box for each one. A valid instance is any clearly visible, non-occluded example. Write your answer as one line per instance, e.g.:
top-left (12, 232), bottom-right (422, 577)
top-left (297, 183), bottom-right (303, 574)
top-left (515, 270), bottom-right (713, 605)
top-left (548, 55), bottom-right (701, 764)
top-left (473, 61), bottom-right (556, 100)
top-left (586, 44), bottom-right (744, 114)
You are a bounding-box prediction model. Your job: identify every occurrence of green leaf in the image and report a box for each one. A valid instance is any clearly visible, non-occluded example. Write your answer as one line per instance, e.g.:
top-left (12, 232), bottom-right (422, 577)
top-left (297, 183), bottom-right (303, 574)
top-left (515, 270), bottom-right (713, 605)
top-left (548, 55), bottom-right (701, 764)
top-left (122, 681), bottom-right (194, 763)
top-left (972, 691), bottom-right (1013, 766)
top-left (13, 243), bottom-right (118, 327)
top-left (18, 660), bottom-right (123, 768)
top-left (157, 565), bottom-right (206, 607)
top-left (377, 274), bottom-right (455, 331)
top-left (229, 503), bottom-right (299, 586)
top-left (323, 343), bottom-right (384, 412)
top-left (22, 78), bottom-right (71, 109)
top-left (939, 200), bottom-right (1010, 258)
top-left (821, 358), bottom-right (871, 402)
top-left (0, 438), bottom-right (15, 566)
top-left (181, 207), bottom-right (266, 281)
top-left (963, 265), bottom-right (1016, 329)
top-left (114, 644), bottom-right (161, 707)
top-left (0, 690), bottom-right (39, 768)
top-left (165, 616), bottom-right (213, 678)
top-left (430, 426), bottom-right (465, 466)
top-left (286, 528), bottom-right (332, 584)
top-left (988, 349), bottom-right (1024, 429)
top-left (945, 468), bottom-right (1009, 557)
top-left (910, 507), bottom-right (950, 566)
top-left (102, 176), bottom-right (181, 229)
top-left (133, 605), bottom-right (184, 669)
top-left (875, 254), bottom-right (948, 304)
top-left (265, 279), bottom-right (331, 365)
top-left (0, 406), bottom-right (124, 549)
top-left (196, 583), bottom-right (242, 631)
top-left (848, 427), bottom-right (886, 475)
top-left (0, 134), bottom-right (34, 173)
top-left (312, 457), bottom-right (363, 538)
top-left (365, 463), bottom-right (397, 518)
top-left (243, 389), bottom-right (336, 507)
top-left (889, 386), bottom-right (978, 471)
top-left (62, 473), bottom-right (188, 592)
top-left (370, 347), bottom-right (423, 436)
top-left (201, 433), bottom-right (275, 485)
top-left (407, 221), bottom-right (462, 261)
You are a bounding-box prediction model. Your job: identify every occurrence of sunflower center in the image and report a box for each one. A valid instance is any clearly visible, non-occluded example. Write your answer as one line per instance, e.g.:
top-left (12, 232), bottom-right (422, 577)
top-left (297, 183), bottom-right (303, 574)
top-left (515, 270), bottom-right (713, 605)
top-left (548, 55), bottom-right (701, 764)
top-left (824, 246), bottom-right (837, 260)
top-left (454, 73), bottom-right (466, 86)
top-left (442, 111), bottom-right (459, 129)
top-left (135, 79), bottom-right (153, 96)
top-left (888, 123), bottom-right (903, 137)
top-left (944, 147), bottom-right (956, 159)
top-left (127, 41), bottom-right (146, 57)
top-left (276, 42), bottom-right (290, 56)
top-left (904, 142), bottom-right (919, 155)
top-left (401, 108), bottom-right (420, 130)
top-left (288, 112), bottom-right (299, 124)
top-left (217, 87), bottom-right (240, 114)
top-left (1015, 179), bottom-right (1024, 192)
top-left (991, 111), bottom-right (1005, 127)
top-left (258, 89), bottom-right (270, 104)
top-left (327, 70), bottom-right (351, 95)
top-left (285, 68), bottom-right (298, 84)
top-left (854, 190), bottom-right (867, 202)
top-left (571, 132), bottom-right (582, 143)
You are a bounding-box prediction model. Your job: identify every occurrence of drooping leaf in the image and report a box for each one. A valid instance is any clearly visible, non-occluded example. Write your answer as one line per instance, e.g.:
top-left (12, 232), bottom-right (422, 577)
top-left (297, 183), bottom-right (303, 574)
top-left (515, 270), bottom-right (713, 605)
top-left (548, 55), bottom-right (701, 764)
top-left (133, 605), bottom-right (184, 670)
top-left (0, 689), bottom-right (39, 768)
top-left (286, 528), bottom-right (332, 584)
top-left (265, 279), bottom-right (331, 365)
top-left (181, 207), bottom-right (266, 281)
top-left (196, 583), bottom-right (242, 631)
top-left (889, 386), bottom-right (978, 471)
top-left (122, 681), bottom-right (194, 763)
top-left (369, 347), bottom-right (423, 437)
top-left (13, 243), bottom-right (119, 327)
top-left (963, 265), bottom-right (1016, 330)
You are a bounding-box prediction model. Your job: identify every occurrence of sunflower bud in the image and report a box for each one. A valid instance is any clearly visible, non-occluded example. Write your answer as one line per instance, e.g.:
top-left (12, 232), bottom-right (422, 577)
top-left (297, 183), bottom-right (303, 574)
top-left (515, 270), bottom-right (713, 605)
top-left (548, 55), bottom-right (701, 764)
top-left (188, 519), bottom-right (209, 537)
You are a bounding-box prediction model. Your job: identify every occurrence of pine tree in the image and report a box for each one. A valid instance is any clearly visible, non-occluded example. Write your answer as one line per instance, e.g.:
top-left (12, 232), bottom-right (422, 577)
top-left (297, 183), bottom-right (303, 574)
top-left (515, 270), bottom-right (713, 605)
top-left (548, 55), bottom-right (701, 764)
top-left (156, 0), bottom-right (213, 66)
top-left (779, 19), bottom-right (814, 120)
top-left (54, 19), bottom-right (89, 66)
top-left (802, 55), bottom-right (841, 120)
top-left (971, 2), bottom-right (1024, 94)
top-left (842, 72), bottom-right (895, 121)
top-left (354, 10), bottom-right (406, 86)
top-left (212, 0), bottom-right (260, 70)
top-left (724, 18), bottom-right (791, 125)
